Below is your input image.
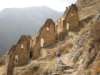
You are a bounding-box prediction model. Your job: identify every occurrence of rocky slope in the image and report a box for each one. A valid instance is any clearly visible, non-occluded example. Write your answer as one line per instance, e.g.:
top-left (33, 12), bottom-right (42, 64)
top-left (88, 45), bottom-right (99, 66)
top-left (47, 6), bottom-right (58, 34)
top-left (0, 0), bottom-right (100, 75)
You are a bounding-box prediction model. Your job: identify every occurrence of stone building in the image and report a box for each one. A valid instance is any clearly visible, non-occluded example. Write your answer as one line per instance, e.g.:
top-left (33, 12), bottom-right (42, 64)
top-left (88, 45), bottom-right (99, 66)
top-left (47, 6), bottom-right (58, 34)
top-left (63, 4), bottom-right (80, 32)
top-left (7, 45), bottom-right (16, 75)
top-left (31, 18), bottom-right (57, 59)
top-left (56, 17), bottom-right (66, 41)
top-left (39, 18), bottom-right (57, 47)
top-left (56, 4), bottom-right (80, 41)
top-left (8, 35), bottom-right (31, 67)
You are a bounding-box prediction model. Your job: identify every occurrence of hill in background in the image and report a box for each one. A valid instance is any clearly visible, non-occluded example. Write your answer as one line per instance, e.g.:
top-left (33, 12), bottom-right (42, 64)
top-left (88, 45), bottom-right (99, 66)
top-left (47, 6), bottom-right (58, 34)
top-left (0, 6), bottom-right (62, 54)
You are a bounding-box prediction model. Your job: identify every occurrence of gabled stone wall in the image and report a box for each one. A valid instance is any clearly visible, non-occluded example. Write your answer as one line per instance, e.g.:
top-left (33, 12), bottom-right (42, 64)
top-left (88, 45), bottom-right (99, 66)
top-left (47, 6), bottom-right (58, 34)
top-left (8, 35), bottom-right (31, 67)
top-left (31, 18), bottom-right (57, 59)
top-left (38, 18), bottom-right (57, 48)
top-left (63, 4), bottom-right (80, 32)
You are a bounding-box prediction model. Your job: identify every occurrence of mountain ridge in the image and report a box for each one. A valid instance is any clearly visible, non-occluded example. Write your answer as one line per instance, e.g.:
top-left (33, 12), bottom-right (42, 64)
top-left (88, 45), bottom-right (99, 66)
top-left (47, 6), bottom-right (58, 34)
top-left (0, 6), bottom-right (62, 54)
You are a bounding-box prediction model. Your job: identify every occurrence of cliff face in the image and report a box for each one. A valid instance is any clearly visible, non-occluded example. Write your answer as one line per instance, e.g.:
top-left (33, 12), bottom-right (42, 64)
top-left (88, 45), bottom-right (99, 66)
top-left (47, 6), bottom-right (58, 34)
top-left (77, 0), bottom-right (100, 8)
top-left (1, 0), bottom-right (100, 75)
top-left (77, 0), bottom-right (100, 20)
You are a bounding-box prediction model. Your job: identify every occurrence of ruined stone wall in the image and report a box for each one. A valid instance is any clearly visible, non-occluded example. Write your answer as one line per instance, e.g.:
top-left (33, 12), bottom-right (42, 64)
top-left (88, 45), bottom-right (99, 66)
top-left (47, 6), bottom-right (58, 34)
top-left (39, 19), bottom-right (57, 48)
top-left (31, 19), bottom-right (57, 59)
top-left (7, 45), bottom-right (16, 75)
top-left (31, 41), bottom-right (41, 59)
top-left (8, 35), bottom-right (31, 67)
top-left (64, 4), bottom-right (80, 32)
top-left (56, 17), bottom-right (67, 41)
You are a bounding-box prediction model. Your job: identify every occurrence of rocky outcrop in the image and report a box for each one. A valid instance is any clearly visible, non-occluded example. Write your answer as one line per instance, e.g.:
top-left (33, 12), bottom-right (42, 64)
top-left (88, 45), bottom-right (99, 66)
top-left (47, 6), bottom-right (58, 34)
top-left (77, 0), bottom-right (100, 20)
top-left (59, 14), bottom-right (100, 75)
top-left (77, 0), bottom-right (100, 9)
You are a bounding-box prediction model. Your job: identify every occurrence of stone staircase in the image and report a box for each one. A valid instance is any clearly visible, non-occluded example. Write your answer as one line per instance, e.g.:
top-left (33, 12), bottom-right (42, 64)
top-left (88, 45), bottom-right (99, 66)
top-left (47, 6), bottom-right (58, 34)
top-left (50, 61), bottom-right (75, 75)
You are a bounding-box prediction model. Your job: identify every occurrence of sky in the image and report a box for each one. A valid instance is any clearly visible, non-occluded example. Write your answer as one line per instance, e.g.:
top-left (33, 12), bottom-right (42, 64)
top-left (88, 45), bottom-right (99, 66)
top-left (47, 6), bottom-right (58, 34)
top-left (0, 0), bottom-right (76, 11)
